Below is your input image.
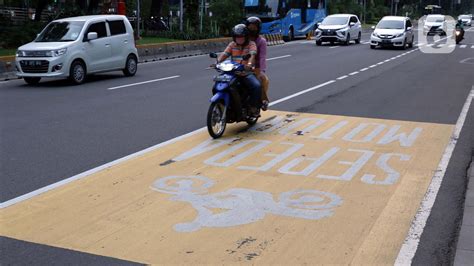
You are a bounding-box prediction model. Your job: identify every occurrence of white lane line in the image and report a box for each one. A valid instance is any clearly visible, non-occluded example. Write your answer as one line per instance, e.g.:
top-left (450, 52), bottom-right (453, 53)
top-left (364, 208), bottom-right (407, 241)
top-left (426, 43), bottom-right (434, 47)
top-left (337, 75), bottom-right (348, 80)
top-left (360, 68), bottom-right (369, 72)
top-left (267, 55), bottom-right (292, 61)
top-left (384, 59), bottom-right (391, 62)
top-left (377, 62), bottom-right (384, 65)
top-left (369, 64), bottom-right (377, 68)
top-left (471, 45), bottom-right (474, 49)
top-left (349, 71), bottom-right (359, 76)
top-left (300, 40), bottom-right (314, 44)
top-left (361, 41), bottom-right (371, 44)
top-left (395, 87), bottom-right (474, 265)
top-left (107, 75), bottom-right (180, 90)
top-left (329, 46), bottom-right (339, 49)
top-left (460, 45), bottom-right (467, 48)
top-left (269, 80), bottom-right (336, 106)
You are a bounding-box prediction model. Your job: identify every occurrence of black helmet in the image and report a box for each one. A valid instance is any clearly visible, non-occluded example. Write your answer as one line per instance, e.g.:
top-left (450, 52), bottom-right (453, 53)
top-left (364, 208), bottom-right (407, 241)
top-left (232, 24), bottom-right (249, 44)
top-left (246, 16), bottom-right (262, 36)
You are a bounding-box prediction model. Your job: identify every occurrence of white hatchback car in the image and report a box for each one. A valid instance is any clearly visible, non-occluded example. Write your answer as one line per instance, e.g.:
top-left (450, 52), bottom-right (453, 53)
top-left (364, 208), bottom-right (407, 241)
top-left (315, 14), bottom-right (362, 46)
top-left (15, 15), bottom-right (138, 85)
top-left (370, 16), bottom-right (414, 49)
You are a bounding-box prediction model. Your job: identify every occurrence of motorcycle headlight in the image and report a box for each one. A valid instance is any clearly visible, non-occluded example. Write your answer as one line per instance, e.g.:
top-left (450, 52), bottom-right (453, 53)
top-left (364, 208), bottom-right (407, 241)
top-left (46, 48), bottom-right (67, 57)
top-left (455, 31), bottom-right (461, 36)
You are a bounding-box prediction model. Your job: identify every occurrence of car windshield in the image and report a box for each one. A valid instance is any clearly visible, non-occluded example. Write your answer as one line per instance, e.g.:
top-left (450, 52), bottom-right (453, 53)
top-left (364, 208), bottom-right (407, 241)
top-left (426, 16), bottom-right (444, 23)
top-left (35, 21), bottom-right (85, 42)
top-left (459, 15), bottom-right (470, 19)
top-left (377, 20), bottom-right (404, 29)
top-left (321, 16), bottom-right (348, 25)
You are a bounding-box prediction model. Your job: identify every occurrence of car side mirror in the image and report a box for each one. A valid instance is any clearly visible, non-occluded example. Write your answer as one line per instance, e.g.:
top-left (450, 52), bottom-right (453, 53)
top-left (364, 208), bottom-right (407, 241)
top-left (350, 22), bottom-right (355, 27)
top-left (87, 32), bottom-right (98, 41)
top-left (209, 52), bottom-right (218, 58)
top-left (371, 25), bottom-right (376, 30)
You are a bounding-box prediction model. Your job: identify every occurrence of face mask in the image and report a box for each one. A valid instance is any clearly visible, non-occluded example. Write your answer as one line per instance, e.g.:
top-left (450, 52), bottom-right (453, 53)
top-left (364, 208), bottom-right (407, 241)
top-left (249, 29), bottom-right (258, 36)
top-left (235, 37), bottom-right (245, 45)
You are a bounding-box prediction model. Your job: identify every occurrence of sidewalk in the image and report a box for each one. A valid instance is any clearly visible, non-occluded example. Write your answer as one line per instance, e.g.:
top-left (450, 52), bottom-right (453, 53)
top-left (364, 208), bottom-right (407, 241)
top-left (454, 156), bottom-right (474, 265)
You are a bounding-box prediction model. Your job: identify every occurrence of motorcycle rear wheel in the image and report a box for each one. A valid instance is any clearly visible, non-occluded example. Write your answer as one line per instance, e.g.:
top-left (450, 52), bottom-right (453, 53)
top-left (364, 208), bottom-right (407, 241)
top-left (207, 101), bottom-right (227, 139)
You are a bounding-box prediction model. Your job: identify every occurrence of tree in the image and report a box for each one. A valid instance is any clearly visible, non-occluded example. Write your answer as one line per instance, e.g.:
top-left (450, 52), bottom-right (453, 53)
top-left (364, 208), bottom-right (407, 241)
top-left (209, 0), bottom-right (243, 35)
top-left (151, 0), bottom-right (164, 17)
top-left (34, 0), bottom-right (50, 21)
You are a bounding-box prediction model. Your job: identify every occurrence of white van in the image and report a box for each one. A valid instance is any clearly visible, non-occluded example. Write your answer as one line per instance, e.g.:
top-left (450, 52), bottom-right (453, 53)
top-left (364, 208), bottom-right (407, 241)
top-left (15, 15), bottom-right (138, 85)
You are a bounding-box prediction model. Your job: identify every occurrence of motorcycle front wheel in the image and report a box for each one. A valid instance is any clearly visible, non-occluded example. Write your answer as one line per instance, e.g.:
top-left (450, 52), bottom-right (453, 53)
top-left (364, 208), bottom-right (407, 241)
top-left (207, 101), bottom-right (227, 139)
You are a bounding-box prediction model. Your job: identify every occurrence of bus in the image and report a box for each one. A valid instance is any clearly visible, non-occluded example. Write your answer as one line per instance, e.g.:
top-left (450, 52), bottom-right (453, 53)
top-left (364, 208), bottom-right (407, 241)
top-left (244, 0), bottom-right (327, 41)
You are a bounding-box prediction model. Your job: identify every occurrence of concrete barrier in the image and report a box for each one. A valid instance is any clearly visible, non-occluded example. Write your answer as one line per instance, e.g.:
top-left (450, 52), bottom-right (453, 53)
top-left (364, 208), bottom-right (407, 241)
top-left (0, 35), bottom-right (287, 80)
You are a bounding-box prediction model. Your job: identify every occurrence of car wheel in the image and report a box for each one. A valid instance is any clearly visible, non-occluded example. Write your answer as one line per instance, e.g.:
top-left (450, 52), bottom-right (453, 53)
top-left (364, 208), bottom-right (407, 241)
top-left (23, 77), bottom-right (41, 85)
top-left (401, 38), bottom-right (407, 50)
top-left (345, 34), bottom-right (351, 45)
top-left (355, 32), bottom-right (361, 44)
top-left (316, 40), bottom-right (322, 46)
top-left (69, 60), bottom-right (86, 85)
top-left (408, 36), bottom-right (414, 48)
top-left (123, 54), bottom-right (138, 77)
top-left (370, 45), bottom-right (376, 49)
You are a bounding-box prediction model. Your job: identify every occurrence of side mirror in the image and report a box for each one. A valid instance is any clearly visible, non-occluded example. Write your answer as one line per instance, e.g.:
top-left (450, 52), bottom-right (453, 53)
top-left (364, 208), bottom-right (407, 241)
top-left (242, 54), bottom-right (251, 61)
top-left (349, 22), bottom-right (355, 27)
top-left (371, 25), bottom-right (376, 30)
top-left (87, 32), bottom-right (98, 41)
top-left (209, 52), bottom-right (218, 58)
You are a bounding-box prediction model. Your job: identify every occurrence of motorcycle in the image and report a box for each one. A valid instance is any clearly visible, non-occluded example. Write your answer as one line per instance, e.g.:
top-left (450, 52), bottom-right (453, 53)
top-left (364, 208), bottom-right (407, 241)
top-left (455, 28), bottom-right (464, 44)
top-left (206, 52), bottom-right (259, 139)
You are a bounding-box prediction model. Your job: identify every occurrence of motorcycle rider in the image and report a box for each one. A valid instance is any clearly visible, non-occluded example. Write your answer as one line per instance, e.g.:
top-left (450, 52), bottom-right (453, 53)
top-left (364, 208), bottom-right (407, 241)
top-left (455, 19), bottom-right (465, 42)
top-left (215, 24), bottom-right (262, 117)
top-left (246, 16), bottom-right (270, 111)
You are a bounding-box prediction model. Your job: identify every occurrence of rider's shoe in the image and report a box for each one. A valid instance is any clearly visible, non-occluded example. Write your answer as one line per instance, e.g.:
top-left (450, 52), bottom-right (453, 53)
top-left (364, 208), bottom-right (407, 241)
top-left (261, 100), bottom-right (269, 111)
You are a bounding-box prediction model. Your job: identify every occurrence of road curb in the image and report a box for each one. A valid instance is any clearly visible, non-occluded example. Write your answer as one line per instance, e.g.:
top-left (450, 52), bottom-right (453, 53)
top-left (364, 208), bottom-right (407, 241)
top-left (454, 156), bottom-right (474, 265)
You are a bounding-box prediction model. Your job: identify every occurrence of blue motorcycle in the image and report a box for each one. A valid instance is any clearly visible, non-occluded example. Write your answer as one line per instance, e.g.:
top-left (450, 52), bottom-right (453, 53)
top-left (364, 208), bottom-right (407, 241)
top-left (207, 52), bottom-right (259, 139)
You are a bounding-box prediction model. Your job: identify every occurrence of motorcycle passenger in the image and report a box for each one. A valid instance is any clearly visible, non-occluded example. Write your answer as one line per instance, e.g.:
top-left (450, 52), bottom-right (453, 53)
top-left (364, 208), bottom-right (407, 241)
top-left (216, 24), bottom-right (262, 117)
top-left (246, 16), bottom-right (270, 111)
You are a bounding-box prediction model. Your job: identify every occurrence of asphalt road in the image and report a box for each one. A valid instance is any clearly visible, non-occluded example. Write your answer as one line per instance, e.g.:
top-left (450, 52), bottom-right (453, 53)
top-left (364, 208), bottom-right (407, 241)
top-left (1, 28), bottom-right (473, 264)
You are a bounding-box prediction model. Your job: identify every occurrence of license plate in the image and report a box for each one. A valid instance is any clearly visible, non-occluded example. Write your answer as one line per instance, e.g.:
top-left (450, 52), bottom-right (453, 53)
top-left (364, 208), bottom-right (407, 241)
top-left (25, 60), bottom-right (42, 66)
top-left (382, 40), bottom-right (391, 44)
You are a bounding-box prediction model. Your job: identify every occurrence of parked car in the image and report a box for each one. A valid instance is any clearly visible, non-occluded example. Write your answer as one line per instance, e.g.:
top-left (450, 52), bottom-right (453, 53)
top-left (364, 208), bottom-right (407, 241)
top-left (15, 15), bottom-right (138, 85)
top-left (423, 14), bottom-right (447, 35)
top-left (458, 15), bottom-right (472, 26)
top-left (314, 14), bottom-right (362, 46)
top-left (370, 16), bottom-right (414, 49)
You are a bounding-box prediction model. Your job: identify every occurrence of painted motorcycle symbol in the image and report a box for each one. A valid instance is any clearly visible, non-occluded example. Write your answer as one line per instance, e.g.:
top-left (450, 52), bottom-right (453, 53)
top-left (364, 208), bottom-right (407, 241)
top-left (151, 176), bottom-right (342, 232)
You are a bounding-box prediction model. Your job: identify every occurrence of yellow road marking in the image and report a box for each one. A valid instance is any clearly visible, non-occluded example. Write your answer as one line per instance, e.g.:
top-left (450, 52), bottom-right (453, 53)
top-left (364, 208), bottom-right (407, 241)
top-left (0, 110), bottom-right (453, 264)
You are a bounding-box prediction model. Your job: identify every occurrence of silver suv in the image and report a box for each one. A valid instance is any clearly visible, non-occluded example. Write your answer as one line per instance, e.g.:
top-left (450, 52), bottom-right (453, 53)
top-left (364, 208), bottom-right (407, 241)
top-left (315, 14), bottom-right (362, 46)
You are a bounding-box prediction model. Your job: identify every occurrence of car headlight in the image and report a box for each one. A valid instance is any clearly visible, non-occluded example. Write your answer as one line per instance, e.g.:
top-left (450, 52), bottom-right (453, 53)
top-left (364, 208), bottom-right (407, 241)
top-left (372, 32), bottom-right (379, 38)
top-left (16, 50), bottom-right (26, 57)
top-left (395, 33), bottom-right (404, 38)
top-left (46, 48), bottom-right (67, 57)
